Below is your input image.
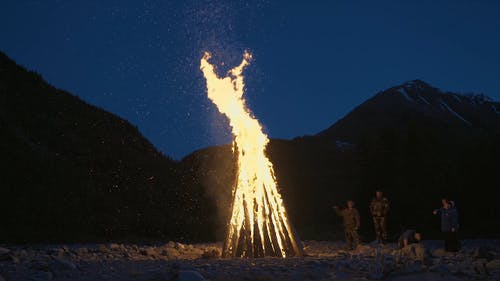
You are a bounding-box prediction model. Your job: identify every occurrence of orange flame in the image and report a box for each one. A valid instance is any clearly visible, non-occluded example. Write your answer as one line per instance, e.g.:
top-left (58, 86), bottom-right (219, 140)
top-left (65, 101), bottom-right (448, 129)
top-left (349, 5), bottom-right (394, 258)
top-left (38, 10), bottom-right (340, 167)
top-left (200, 51), bottom-right (301, 258)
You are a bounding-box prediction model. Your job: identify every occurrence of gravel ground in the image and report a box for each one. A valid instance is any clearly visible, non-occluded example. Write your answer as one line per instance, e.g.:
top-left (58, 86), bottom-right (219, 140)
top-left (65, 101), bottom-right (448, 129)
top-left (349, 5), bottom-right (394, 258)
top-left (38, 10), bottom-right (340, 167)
top-left (0, 240), bottom-right (499, 280)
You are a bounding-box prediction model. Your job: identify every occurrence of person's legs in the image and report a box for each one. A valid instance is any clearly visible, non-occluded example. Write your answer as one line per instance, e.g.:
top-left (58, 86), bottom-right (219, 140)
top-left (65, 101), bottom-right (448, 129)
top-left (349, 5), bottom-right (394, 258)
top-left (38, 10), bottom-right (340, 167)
top-left (449, 232), bottom-right (459, 252)
top-left (351, 229), bottom-right (360, 249)
top-left (345, 229), bottom-right (353, 250)
top-left (380, 217), bottom-right (387, 241)
top-left (373, 217), bottom-right (382, 241)
top-left (373, 218), bottom-right (379, 240)
top-left (443, 231), bottom-right (451, 251)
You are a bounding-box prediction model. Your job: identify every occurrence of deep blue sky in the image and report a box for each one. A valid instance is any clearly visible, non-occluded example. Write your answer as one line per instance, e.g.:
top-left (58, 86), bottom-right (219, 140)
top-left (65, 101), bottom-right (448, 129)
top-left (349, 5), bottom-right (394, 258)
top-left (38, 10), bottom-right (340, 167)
top-left (1, 0), bottom-right (499, 159)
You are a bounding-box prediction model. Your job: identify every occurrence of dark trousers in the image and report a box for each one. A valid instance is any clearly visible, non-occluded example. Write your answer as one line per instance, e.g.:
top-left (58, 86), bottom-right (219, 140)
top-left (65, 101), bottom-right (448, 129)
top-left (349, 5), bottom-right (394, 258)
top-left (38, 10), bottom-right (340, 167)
top-left (373, 216), bottom-right (387, 241)
top-left (443, 231), bottom-right (460, 252)
top-left (344, 228), bottom-right (359, 250)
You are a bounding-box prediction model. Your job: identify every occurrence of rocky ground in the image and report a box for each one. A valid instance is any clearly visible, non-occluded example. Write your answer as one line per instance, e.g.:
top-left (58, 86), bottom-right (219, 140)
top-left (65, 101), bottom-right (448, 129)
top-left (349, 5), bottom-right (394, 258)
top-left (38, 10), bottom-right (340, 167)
top-left (0, 240), bottom-right (499, 281)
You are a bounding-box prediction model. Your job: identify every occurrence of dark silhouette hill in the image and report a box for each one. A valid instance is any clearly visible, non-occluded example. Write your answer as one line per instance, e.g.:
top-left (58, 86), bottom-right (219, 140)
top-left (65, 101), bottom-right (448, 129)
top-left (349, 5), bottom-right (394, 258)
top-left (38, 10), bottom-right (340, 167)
top-left (0, 51), bottom-right (206, 243)
top-left (181, 80), bottom-right (500, 241)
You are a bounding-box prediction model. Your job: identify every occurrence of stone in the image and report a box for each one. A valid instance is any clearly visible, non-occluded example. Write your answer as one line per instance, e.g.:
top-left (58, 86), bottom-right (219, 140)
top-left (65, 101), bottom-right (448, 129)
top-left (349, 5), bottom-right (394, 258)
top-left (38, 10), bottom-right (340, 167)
top-left (187, 248), bottom-right (204, 256)
top-left (56, 248), bottom-right (67, 258)
top-left (76, 248), bottom-right (89, 255)
top-left (431, 248), bottom-right (447, 257)
top-left (29, 256), bottom-right (51, 271)
top-left (28, 271), bottom-right (53, 281)
top-left (17, 249), bottom-right (29, 259)
top-left (201, 248), bottom-right (221, 259)
top-left (178, 270), bottom-right (206, 281)
top-left (165, 247), bottom-right (180, 259)
top-left (98, 244), bottom-right (107, 252)
top-left (400, 244), bottom-right (425, 262)
top-left (109, 243), bottom-right (121, 250)
top-left (0, 247), bottom-right (10, 261)
top-left (472, 259), bottom-right (489, 275)
top-left (486, 259), bottom-right (500, 272)
top-left (429, 263), bottom-right (450, 274)
top-left (402, 261), bottom-right (425, 273)
top-left (140, 247), bottom-right (157, 257)
top-left (355, 244), bottom-right (374, 256)
top-left (473, 246), bottom-right (495, 260)
top-left (51, 257), bottom-right (77, 270)
top-left (389, 272), bottom-right (461, 281)
top-left (175, 242), bottom-right (185, 250)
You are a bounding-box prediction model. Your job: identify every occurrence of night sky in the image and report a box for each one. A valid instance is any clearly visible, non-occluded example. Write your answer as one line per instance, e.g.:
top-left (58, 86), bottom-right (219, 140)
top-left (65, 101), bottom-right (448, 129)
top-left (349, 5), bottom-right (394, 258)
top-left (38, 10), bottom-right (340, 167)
top-left (1, 0), bottom-right (499, 159)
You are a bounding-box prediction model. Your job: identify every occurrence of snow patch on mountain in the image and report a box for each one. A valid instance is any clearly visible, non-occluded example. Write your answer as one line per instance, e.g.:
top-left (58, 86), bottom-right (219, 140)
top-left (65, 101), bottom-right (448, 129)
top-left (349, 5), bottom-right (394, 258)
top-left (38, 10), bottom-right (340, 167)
top-left (492, 105), bottom-right (500, 115)
top-left (417, 95), bottom-right (430, 105)
top-left (439, 101), bottom-right (472, 125)
top-left (397, 88), bottom-right (414, 102)
top-left (452, 94), bottom-right (462, 103)
top-left (466, 94), bottom-right (493, 105)
top-left (335, 140), bottom-right (354, 151)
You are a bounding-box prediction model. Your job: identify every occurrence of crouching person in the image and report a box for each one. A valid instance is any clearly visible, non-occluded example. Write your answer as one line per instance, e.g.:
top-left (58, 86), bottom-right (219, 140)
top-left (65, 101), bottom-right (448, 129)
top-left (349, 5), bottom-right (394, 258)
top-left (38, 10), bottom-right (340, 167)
top-left (334, 200), bottom-right (361, 250)
top-left (398, 229), bottom-right (422, 248)
top-left (398, 229), bottom-right (424, 262)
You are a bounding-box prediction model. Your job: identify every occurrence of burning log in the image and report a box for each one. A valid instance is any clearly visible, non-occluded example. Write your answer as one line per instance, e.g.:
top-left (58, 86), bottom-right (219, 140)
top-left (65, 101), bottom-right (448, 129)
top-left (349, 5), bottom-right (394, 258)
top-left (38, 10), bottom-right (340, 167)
top-left (200, 51), bottom-right (302, 258)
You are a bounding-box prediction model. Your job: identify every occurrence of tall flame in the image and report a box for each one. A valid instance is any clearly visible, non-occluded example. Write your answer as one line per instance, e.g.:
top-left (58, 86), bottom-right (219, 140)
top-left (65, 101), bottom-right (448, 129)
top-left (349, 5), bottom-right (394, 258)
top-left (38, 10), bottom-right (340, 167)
top-left (200, 51), bottom-right (302, 258)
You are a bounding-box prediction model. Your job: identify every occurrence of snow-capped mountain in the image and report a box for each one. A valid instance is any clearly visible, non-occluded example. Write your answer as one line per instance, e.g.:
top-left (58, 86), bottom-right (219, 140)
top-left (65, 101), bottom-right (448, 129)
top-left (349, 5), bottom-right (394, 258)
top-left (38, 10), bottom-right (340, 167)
top-left (318, 80), bottom-right (500, 141)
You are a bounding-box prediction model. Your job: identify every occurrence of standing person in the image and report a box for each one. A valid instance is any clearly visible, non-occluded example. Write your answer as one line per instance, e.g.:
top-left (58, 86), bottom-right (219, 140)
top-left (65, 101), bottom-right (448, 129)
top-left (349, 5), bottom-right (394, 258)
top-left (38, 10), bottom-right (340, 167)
top-left (334, 200), bottom-right (361, 250)
top-left (433, 198), bottom-right (460, 252)
top-left (370, 190), bottom-right (390, 243)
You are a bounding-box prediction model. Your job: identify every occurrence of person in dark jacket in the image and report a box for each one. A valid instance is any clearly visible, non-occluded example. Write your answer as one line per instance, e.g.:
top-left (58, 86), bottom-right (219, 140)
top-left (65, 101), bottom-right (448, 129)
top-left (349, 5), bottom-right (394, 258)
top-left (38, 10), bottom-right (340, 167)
top-left (433, 198), bottom-right (460, 252)
top-left (370, 190), bottom-right (390, 243)
top-left (334, 200), bottom-right (361, 250)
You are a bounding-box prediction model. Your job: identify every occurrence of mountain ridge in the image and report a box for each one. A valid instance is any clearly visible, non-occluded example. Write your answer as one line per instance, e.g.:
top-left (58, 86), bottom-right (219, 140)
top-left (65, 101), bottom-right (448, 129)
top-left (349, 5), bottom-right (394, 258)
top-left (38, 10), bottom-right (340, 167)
top-left (0, 51), bottom-right (206, 242)
top-left (1, 51), bottom-right (499, 243)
